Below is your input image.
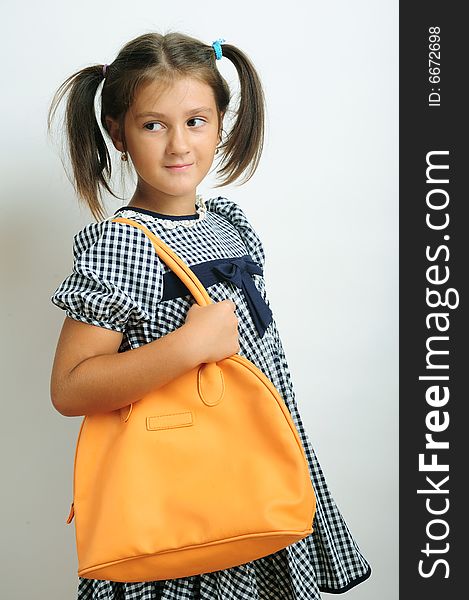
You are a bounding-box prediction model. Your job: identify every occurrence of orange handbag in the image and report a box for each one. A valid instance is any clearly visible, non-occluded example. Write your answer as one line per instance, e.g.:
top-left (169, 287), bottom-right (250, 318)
top-left (65, 217), bottom-right (316, 582)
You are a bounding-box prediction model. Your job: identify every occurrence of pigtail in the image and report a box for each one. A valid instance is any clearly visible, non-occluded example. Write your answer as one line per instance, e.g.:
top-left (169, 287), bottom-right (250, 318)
top-left (214, 44), bottom-right (266, 187)
top-left (47, 65), bottom-right (116, 221)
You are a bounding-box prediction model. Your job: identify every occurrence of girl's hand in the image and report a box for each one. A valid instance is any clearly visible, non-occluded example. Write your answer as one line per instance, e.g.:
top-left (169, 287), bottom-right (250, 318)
top-left (183, 299), bottom-right (240, 363)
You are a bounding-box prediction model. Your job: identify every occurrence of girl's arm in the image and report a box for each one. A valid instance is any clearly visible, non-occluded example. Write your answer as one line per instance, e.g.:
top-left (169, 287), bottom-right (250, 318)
top-left (50, 300), bottom-right (239, 417)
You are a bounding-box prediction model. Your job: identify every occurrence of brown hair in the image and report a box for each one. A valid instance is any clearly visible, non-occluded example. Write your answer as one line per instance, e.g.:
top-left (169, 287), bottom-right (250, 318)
top-left (47, 31), bottom-right (266, 221)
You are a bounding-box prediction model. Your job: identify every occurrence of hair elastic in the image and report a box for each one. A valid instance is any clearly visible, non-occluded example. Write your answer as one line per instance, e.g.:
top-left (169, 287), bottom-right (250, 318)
top-left (212, 38), bottom-right (225, 60)
top-left (102, 64), bottom-right (108, 79)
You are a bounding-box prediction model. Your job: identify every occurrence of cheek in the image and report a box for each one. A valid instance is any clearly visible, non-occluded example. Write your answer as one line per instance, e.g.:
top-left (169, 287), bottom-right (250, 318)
top-left (132, 135), bottom-right (161, 157)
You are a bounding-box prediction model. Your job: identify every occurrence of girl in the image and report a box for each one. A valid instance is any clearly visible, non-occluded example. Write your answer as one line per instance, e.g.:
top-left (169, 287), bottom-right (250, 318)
top-left (48, 31), bottom-right (371, 600)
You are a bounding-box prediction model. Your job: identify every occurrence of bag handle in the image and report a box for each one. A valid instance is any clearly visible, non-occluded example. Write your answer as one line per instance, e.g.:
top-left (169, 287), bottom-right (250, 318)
top-left (112, 217), bottom-right (213, 307)
top-left (111, 217), bottom-right (224, 420)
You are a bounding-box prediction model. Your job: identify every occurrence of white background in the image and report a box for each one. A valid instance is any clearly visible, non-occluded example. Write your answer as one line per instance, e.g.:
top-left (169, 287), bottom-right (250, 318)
top-left (0, 1), bottom-right (398, 598)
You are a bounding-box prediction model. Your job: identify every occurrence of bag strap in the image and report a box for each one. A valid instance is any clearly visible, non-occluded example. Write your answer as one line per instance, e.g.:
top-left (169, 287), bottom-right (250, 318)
top-left (112, 217), bottom-right (212, 307)
top-left (112, 217), bottom-right (225, 419)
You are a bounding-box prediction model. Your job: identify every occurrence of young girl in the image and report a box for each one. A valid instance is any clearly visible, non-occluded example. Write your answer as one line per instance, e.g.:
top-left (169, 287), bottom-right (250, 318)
top-left (48, 31), bottom-right (371, 600)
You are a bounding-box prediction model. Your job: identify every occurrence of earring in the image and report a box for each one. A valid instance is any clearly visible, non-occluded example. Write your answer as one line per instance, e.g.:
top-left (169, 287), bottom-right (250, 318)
top-left (121, 151), bottom-right (128, 161)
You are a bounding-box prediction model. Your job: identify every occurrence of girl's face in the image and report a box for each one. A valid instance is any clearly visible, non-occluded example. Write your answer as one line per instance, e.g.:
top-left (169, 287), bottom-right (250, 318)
top-left (106, 77), bottom-right (223, 213)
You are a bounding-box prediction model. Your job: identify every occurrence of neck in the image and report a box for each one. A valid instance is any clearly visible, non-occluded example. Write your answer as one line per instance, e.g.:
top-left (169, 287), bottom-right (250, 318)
top-left (128, 189), bottom-right (198, 216)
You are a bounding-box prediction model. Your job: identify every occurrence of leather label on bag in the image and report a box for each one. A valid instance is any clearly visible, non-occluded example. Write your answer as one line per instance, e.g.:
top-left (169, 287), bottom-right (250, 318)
top-left (146, 411), bottom-right (194, 431)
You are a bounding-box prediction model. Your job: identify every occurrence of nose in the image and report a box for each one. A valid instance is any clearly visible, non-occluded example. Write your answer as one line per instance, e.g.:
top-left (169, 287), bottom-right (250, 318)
top-left (166, 125), bottom-right (191, 155)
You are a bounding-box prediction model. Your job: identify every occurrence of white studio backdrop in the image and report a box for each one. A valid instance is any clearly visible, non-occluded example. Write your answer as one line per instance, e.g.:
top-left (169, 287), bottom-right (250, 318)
top-left (0, 1), bottom-right (398, 598)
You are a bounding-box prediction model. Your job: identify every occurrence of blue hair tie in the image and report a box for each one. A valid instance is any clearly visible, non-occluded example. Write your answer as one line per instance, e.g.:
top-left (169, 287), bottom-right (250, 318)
top-left (212, 38), bottom-right (225, 60)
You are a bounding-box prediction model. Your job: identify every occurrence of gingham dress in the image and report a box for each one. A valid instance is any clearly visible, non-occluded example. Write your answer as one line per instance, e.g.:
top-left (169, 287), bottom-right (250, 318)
top-left (51, 196), bottom-right (371, 600)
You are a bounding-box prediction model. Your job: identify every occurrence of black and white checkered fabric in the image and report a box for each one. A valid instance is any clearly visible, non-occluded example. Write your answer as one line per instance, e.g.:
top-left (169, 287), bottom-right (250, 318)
top-left (51, 196), bottom-right (371, 600)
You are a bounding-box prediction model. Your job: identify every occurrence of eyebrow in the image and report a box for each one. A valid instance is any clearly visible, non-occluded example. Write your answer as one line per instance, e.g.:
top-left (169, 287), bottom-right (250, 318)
top-left (135, 107), bottom-right (214, 119)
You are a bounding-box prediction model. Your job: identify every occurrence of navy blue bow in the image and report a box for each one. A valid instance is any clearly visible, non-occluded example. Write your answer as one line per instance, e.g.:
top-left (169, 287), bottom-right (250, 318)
top-left (162, 255), bottom-right (273, 338)
top-left (211, 257), bottom-right (273, 338)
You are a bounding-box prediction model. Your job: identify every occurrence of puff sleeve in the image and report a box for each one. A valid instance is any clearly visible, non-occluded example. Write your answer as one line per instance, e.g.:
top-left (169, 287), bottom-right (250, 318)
top-left (204, 196), bottom-right (266, 269)
top-left (50, 219), bottom-right (163, 332)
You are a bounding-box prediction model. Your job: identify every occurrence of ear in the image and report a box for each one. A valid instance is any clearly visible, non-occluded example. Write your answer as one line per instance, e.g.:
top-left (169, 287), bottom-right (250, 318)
top-left (218, 111), bottom-right (225, 141)
top-left (104, 116), bottom-right (125, 153)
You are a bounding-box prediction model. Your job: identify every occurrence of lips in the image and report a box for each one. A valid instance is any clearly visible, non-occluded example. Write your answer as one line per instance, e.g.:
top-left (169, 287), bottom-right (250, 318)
top-left (165, 163), bottom-right (193, 170)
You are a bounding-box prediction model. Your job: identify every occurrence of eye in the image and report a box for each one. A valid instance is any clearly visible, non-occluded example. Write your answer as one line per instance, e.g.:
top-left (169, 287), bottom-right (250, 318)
top-left (187, 117), bottom-right (206, 127)
top-left (144, 122), bottom-right (162, 131)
